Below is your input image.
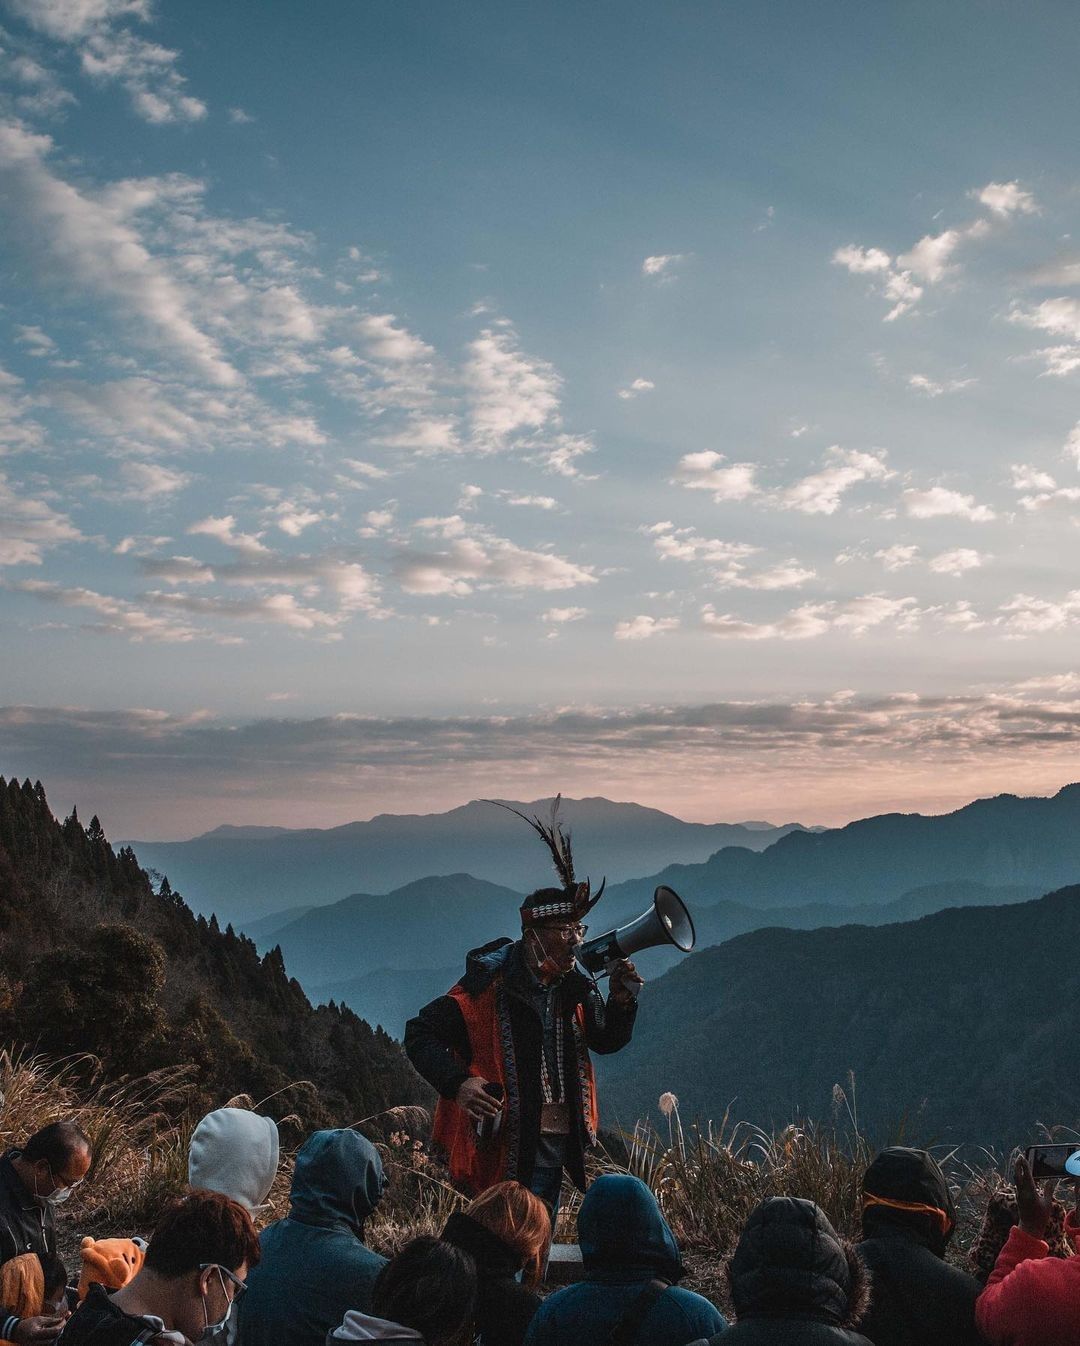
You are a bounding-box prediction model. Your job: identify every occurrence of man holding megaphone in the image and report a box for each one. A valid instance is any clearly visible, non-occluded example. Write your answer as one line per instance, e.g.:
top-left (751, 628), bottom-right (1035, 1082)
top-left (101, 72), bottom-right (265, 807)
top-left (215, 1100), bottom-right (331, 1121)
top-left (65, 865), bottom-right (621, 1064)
top-left (405, 798), bottom-right (669, 1211)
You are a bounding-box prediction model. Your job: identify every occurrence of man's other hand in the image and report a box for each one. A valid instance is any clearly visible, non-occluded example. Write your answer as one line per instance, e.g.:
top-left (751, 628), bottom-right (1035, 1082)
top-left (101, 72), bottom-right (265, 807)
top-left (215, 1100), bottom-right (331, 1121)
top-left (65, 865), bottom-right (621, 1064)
top-left (12, 1315), bottom-right (67, 1344)
top-left (608, 958), bottom-right (644, 1006)
top-left (1015, 1155), bottom-right (1055, 1239)
top-left (456, 1076), bottom-right (502, 1122)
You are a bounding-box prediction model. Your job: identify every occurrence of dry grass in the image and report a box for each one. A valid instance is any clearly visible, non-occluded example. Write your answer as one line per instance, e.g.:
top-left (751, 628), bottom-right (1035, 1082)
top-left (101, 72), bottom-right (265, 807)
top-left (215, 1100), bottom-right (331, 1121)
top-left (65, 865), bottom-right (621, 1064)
top-left (0, 1051), bottom-right (1016, 1280)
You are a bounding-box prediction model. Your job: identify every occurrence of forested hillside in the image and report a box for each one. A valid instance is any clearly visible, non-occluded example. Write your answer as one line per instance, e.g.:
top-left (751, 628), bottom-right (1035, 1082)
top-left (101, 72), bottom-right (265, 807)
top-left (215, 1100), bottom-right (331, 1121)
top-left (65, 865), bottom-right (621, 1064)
top-left (597, 885), bottom-right (1080, 1146)
top-left (0, 776), bottom-right (429, 1125)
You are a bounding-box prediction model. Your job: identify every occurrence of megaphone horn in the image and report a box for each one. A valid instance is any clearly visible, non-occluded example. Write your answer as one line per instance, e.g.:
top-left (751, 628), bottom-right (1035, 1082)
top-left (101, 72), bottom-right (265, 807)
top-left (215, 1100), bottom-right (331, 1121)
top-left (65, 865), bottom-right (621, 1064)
top-left (578, 885), bottom-right (696, 976)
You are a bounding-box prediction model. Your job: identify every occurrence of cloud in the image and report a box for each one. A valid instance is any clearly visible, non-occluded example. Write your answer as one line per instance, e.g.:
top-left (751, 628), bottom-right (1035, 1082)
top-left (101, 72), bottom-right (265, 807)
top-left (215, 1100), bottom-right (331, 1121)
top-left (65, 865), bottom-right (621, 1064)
top-left (701, 593), bottom-right (919, 641)
top-left (270, 503), bottom-right (325, 537)
top-left (139, 550), bottom-right (384, 616)
top-left (188, 515), bottom-right (268, 555)
top-left (542, 606), bottom-right (587, 624)
top-left (833, 189), bottom-right (1028, 320)
top-left (874, 544), bottom-right (919, 571)
top-left (228, 106), bottom-right (254, 125)
top-left (5, 1), bottom-right (152, 42)
top-left (17, 679), bottom-right (1080, 833)
top-left (15, 325), bottom-right (58, 357)
top-left (7, 577), bottom-right (217, 642)
top-left (1009, 462), bottom-right (1080, 511)
top-left (118, 460), bottom-right (192, 497)
top-left (1010, 297), bottom-right (1080, 343)
top-left (506, 494), bottom-right (558, 510)
top-left (780, 446), bottom-right (892, 515)
top-left (0, 123), bottom-right (238, 385)
top-left (614, 615), bottom-right (679, 640)
top-left (0, 473), bottom-right (83, 564)
top-left (642, 254), bottom-right (684, 277)
top-left (672, 451), bottom-right (759, 502)
top-left (999, 591), bottom-right (1080, 636)
top-left (6, 0), bottom-right (206, 124)
top-left (647, 522), bottom-right (811, 590)
top-left (464, 325), bottom-right (561, 452)
top-left (539, 432), bottom-right (595, 479)
top-left (908, 373), bottom-right (977, 397)
top-left (617, 377), bottom-right (655, 400)
top-left (832, 245), bottom-right (892, 274)
top-left (929, 547), bottom-right (985, 576)
top-left (974, 181), bottom-right (1038, 218)
top-left (904, 486), bottom-right (996, 522)
top-left (80, 29), bottom-right (206, 123)
top-left (396, 516), bottom-right (596, 596)
top-left (145, 589), bottom-right (342, 633)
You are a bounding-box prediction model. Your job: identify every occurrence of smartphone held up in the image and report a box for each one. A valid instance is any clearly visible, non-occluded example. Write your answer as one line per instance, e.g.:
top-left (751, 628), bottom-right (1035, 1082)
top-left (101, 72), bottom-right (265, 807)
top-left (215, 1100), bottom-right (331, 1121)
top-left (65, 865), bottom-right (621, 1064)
top-left (1023, 1144), bottom-right (1080, 1180)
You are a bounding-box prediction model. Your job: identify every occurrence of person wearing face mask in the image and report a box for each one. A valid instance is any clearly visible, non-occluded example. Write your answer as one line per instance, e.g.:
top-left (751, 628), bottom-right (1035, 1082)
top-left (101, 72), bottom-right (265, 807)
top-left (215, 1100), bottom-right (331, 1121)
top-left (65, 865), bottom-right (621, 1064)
top-left (0, 1122), bottom-right (91, 1345)
top-left (58, 1189), bottom-right (259, 1346)
top-left (405, 800), bottom-right (641, 1212)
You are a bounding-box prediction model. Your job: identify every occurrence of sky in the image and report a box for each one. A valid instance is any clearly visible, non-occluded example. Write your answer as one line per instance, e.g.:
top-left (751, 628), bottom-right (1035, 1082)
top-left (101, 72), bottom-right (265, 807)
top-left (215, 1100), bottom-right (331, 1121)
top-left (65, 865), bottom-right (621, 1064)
top-left (4, 0), bottom-right (1080, 837)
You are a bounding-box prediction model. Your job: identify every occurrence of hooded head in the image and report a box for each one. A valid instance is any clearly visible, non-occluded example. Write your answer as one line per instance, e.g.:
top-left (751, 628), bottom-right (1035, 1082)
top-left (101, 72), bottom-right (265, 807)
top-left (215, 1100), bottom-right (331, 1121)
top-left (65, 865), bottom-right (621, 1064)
top-left (188, 1108), bottom-right (280, 1213)
top-left (861, 1147), bottom-right (955, 1256)
top-left (728, 1197), bottom-right (869, 1328)
top-left (288, 1128), bottom-right (384, 1236)
top-left (577, 1175), bottom-right (683, 1283)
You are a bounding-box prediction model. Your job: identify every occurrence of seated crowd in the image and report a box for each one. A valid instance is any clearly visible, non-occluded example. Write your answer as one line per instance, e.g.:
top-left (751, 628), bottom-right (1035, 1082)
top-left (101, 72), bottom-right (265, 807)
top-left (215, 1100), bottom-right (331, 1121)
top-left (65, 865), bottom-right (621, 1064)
top-left (0, 1115), bottom-right (1076, 1346)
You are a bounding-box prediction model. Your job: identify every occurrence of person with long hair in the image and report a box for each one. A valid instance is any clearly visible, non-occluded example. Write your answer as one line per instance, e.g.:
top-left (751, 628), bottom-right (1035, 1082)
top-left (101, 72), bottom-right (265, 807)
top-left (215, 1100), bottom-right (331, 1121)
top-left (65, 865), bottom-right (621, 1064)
top-left (442, 1182), bottom-right (550, 1346)
top-left (328, 1238), bottom-right (476, 1346)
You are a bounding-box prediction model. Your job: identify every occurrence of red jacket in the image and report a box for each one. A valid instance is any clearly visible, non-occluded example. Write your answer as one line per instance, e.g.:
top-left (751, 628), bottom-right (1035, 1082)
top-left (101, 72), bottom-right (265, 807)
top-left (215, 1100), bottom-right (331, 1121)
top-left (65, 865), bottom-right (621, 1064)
top-left (976, 1212), bottom-right (1080, 1346)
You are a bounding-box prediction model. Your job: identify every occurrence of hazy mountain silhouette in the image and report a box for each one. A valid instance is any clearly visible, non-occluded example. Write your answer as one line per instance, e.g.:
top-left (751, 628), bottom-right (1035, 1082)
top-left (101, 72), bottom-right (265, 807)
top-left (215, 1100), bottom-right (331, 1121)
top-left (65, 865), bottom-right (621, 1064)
top-left (290, 879), bottom-right (1038, 1036)
top-left (596, 884), bottom-right (1080, 1147)
top-left (129, 797), bottom-right (811, 922)
top-left (599, 785), bottom-right (1080, 917)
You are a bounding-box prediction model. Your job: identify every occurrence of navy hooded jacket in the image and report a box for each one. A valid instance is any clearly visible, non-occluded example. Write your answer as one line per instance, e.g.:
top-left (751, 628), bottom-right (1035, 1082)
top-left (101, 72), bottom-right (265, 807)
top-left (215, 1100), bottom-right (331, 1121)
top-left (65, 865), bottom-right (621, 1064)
top-left (236, 1129), bottom-right (387, 1346)
top-left (523, 1175), bottom-right (725, 1346)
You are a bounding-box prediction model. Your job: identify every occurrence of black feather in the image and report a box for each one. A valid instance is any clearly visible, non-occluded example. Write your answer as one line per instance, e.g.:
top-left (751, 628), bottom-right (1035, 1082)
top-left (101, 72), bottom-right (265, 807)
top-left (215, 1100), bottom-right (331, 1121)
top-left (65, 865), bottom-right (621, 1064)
top-left (484, 794), bottom-right (576, 890)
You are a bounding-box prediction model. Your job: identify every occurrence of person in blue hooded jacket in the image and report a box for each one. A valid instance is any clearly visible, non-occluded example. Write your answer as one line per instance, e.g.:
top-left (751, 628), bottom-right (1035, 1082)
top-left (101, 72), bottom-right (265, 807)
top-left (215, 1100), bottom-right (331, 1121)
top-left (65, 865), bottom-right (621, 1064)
top-left (235, 1128), bottom-right (387, 1346)
top-left (523, 1175), bottom-right (725, 1346)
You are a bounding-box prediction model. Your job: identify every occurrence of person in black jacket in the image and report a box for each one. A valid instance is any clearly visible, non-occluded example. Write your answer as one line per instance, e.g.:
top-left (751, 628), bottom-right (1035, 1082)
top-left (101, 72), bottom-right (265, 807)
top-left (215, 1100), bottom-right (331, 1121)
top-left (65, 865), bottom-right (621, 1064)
top-left (59, 1190), bottom-right (259, 1346)
top-left (404, 802), bottom-right (640, 1209)
top-left (856, 1147), bottom-right (981, 1346)
top-left (693, 1197), bottom-right (872, 1346)
top-left (441, 1181), bottom-right (549, 1346)
top-left (0, 1121), bottom-right (91, 1345)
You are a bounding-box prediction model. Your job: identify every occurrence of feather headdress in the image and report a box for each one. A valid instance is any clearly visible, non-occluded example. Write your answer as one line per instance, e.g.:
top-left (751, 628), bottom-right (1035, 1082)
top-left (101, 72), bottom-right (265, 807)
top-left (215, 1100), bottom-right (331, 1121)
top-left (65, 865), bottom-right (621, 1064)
top-left (485, 794), bottom-right (605, 925)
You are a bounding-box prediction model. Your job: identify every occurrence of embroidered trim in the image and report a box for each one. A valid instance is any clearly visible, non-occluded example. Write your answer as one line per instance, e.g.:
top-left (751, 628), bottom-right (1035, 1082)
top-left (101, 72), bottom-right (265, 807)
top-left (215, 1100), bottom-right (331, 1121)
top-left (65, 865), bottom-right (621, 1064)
top-left (494, 977), bottom-right (522, 1182)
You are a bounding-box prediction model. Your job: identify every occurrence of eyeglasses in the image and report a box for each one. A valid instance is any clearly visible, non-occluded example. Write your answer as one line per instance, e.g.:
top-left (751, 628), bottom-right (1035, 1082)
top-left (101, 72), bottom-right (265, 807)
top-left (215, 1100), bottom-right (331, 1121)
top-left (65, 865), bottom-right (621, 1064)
top-left (199, 1264), bottom-right (247, 1302)
top-left (540, 923), bottom-right (587, 940)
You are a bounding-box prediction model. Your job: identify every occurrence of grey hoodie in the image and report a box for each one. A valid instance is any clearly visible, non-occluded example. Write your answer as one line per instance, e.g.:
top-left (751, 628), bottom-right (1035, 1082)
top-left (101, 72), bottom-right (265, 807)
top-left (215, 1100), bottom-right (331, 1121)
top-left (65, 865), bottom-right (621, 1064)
top-left (236, 1129), bottom-right (387, 1346)
top-left (327, 1311), bottom-right (424, 1343)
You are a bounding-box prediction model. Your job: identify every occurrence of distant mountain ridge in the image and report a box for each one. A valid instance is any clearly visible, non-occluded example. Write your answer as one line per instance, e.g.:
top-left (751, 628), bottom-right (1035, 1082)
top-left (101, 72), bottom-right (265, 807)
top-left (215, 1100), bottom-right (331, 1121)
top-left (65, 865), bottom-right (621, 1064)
top-left (128, 796), bottom-right (813, 923)
top-left (598, 784), bottom-right (1080, 916)
top-left (596, 883), bottom-right (1080, 1147)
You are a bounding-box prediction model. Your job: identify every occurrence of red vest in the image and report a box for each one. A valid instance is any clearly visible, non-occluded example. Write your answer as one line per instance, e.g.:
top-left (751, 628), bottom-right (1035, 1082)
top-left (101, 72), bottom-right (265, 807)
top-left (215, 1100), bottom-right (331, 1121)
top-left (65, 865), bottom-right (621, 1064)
top-left (432, 976), bottom-right (599, 1195)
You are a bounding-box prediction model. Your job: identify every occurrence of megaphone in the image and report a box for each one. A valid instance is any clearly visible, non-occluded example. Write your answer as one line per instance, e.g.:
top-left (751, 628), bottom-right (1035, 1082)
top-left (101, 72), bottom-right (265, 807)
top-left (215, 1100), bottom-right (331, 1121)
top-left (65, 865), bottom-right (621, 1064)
top-left (578, 885), bottom-right (696, 976)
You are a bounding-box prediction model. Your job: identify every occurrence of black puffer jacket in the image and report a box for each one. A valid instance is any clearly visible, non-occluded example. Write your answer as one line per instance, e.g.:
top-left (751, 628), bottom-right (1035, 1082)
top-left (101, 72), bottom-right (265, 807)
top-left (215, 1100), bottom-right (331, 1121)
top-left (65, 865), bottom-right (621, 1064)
top-left (700, 1197), bottom-right (873, 1346)
top-left (442, 1211), bottom-right (540, 1346)
top-left (857, 1147), bottom-right (981, 1346)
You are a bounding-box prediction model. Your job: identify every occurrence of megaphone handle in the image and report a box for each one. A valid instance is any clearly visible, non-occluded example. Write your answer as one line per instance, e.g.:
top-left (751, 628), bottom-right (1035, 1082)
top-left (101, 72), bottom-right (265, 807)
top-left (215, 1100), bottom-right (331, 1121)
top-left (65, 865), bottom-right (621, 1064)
top-left (606, 958), bottom-right (641, 998)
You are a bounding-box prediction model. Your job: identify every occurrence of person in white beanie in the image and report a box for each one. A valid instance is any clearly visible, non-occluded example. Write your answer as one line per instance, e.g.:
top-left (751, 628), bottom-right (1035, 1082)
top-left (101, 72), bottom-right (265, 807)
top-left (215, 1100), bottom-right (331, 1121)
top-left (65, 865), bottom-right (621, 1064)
top-left (188, 1109), bottom-right (280, 1214)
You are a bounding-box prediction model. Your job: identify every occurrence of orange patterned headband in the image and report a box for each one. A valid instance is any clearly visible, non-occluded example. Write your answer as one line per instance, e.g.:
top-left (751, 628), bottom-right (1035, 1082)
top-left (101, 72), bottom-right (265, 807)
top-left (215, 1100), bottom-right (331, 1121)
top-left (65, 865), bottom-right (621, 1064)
top-left (862, 1193), bottom-right (953, 1234)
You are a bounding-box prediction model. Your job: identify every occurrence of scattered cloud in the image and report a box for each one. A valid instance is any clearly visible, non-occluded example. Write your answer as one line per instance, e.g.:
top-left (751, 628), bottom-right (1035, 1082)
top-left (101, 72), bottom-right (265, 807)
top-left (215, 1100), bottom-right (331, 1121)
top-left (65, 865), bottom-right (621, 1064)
top-left (702, 593), bottom-right (919, 641)
top-left (908, 373), bottom-right (977, 397)
top-left (617, 377), bottom-right (655, 400)
top-left (974, 181), bottom-right (1038, 218)
top-left (904, 486), bottom-right (996, 522)
top-left (672, 451), bottom-right (759, 502)
top-left (465, 324), bottom-right (561, 452)
top-left (780, 447), bottom-right (892, 515)
top-left (396, 516), bottom-right (597, 595)
top-left (188, 515), bottom-right (268, 555)
top-left (642, 254), bottom-right (684, 278)
top-left (542, 606), bottom-right (587, 624)
top-left (614, 614), bottom-right (679, 640)
top-left (929, 547), bottom-right (985, 576)
top-left (0, 473), bottom-right (83, 565)
top-left (117, 460), bottom-right (192, 498)
top-left (874, 544), bottom-right (919, 571)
